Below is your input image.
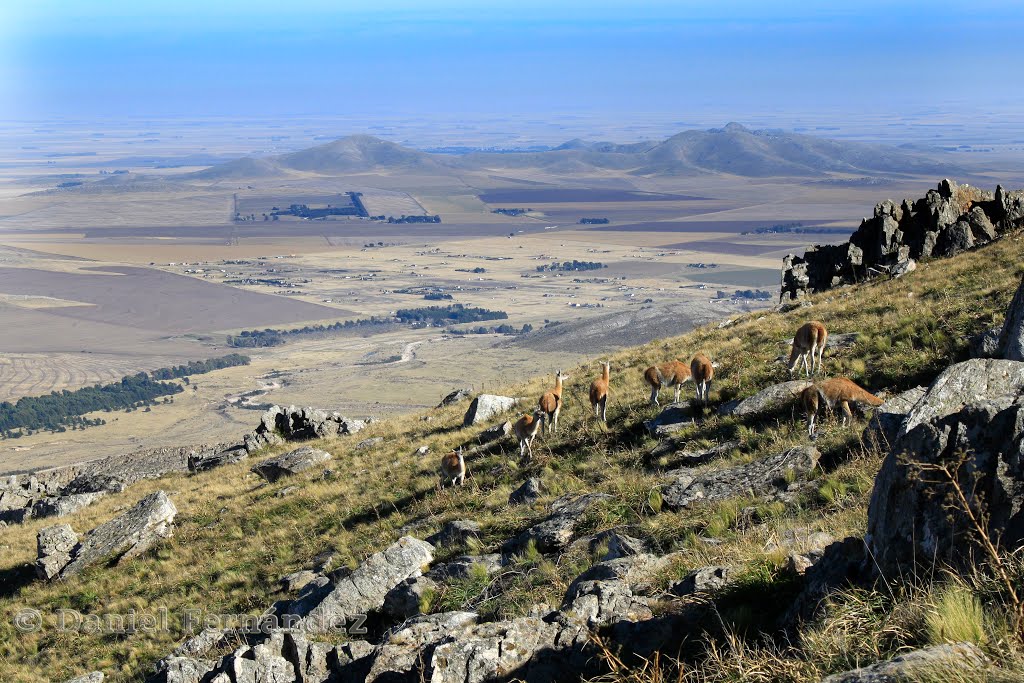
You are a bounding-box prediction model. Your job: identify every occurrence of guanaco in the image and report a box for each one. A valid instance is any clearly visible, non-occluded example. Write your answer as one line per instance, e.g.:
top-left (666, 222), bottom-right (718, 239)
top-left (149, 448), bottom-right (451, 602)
top-left (440, 447), bottom-right (466, 486)
top-left (801, 377), bottom-right (883, 437)
top-left (513, 409), bottom-right (545, 460)
top-left (589, 361), bottom-right (611, 423)
top-left (539, 370), bottom-right (569, 433)
top-left (691, 353), bottom-right (714, 405)
top-left (643, 360), bottom-right (691, 406)
top-left (789, 321), bottom-right (828, 377)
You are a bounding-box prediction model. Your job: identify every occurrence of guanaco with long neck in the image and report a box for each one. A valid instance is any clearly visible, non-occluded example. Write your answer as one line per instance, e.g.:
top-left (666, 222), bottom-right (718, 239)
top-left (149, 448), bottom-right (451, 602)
top-left (513, 409), bottom-right (545, 460)
top-left (440, 447), bottom-right (466, 486)
top-left (789, 321), bottom-right (828, 377)
top-left (589, 361), bottom-right (611, 423)
top-left (539, 370), bottom-right (569, 433)
top-left (690, 353), bottom-right (714, 405)
top-left (802, 377), bottom-right (883, 437)
top-left (643, 360), bottom-right (691, 406)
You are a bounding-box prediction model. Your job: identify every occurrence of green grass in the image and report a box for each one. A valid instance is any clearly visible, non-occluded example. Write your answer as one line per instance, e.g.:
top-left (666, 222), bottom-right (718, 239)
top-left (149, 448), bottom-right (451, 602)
top-left (3, 235), bottom-right (1024, 681)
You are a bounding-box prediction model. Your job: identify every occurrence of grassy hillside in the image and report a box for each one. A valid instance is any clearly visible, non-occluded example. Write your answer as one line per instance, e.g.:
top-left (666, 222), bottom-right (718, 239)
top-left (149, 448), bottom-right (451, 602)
top-left (3, 234), bottom-right (1024, 682)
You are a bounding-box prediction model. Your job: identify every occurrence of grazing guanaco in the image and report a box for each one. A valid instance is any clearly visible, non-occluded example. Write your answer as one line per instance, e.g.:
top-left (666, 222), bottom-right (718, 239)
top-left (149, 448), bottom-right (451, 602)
top-left (690, 353), bottom-right (714, 405)
top-left (440, 447), bottom-right (466, 486)
top-left (513, 409), bottom-right (545, 460)
top-left (801, 377), bottom-right (883, 437)
top-left (539, 370), bottom-right (569, 433)
top-left (589, 361), bottom-right (611, 423)
top-left (643, 360), bottom-right (691, 406)
top-left (789, 321), bottom-right (828, 377)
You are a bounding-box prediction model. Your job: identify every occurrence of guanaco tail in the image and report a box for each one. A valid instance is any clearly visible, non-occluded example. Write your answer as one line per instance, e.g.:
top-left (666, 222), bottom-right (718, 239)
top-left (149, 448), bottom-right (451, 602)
top-left (643, 360), bottom-right (691, 406)
top-left (589, 361), bottom-right (611, 423)
top-left (789, 321), bottom-right (828, 377)
top-left (690, 353), bottom-right (714, 405)
top-left (539, 370), bottom-right (569, 433)
top-left (513, 409), bottom-right (545, 460)
top-left (801, 377), bottom-right (883, 437)
top-left (440, 447), bottom-right (466, 486)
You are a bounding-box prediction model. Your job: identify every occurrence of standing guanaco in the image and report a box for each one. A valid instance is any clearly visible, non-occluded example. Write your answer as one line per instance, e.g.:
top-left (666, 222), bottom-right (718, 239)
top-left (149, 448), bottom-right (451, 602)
top-left (539, 370), bottom-right (569, 433)
top-left (589, 361), bottom-right (611, 423)
top-left (440, 447), bottom-right (466, 486)
top-left (513, 409), bottom-right (545, 460)
top-left (789, 321), bottom-right (829, 377)
top-left (691, 353), bottom-right (714, 405)
top-left (643, 360), bottom-right (691, 406)
top-left (801, 377), bottom-right (883, 437)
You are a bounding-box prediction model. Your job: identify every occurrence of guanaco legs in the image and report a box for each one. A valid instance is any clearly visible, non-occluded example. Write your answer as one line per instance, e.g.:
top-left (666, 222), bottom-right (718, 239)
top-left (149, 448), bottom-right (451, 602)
top-left (643, 360), bottom-right (691, 406)
top-left (789, 321), bottom-right (828, 377)
top-left (801, 377), bottom-right (883, 438)
top-left (513, 409), bottom-right (545, 460)
top-left (439, 447), bottom-right (466, 486)
top-left (589, 361), bottom-right (611, 423)
top-left (539, 370), bottom-right (569, 433)
top-left (690, 353), bottom-right (714, 405)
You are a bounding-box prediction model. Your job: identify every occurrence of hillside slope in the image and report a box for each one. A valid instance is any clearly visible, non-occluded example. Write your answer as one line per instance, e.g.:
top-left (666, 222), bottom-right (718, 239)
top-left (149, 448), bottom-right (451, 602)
top-left (3, 233), bottom-right (1024, 682)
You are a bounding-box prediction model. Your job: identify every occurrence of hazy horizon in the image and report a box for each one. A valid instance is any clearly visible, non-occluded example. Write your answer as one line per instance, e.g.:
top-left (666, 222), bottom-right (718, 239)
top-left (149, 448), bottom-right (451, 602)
top-left (4, 1), bottom-right (1024, 123)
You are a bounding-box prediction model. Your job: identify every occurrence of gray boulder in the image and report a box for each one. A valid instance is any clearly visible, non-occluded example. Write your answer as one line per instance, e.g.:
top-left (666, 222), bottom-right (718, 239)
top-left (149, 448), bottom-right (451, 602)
top-left (969, 327), bottom-right (1002, 359)
top-left (644, 402), bottom-right (693, 437)
top-left (561, 578), bottom-right (652, 627)
top-left (245, 405), bottom-right (366, 454)
top-left (62, 674), bottom-right (103, 683)
top-left (30, 492), bottom-right (105, 520)
top-left (476, 420), bottom-right (512, 444)
top-left (863, 386), bottom-right (926, 449)
top-left (37, 491), bottom-right (177, 580)
top-left (718, 381), bottom-right (812, 418)
top-left (508, 478), bottom-right (543, 506)
top-left (383, 575), bottom-right (439, 620)
top-left (427, 554), bottom-right (504, 582)
top-left (299, 536), bottom-right (434, 634)
top-left (364, 611), bottom-right (478, 682)
top-left (187, 444), bottom-right (248, 473)
top-left (463, 395), bottom-right (518, 426)
top-left (250, 446), bottom-right (332, 483)
top-left (663, 446), bottom-right (819, 510)
top-left (999, 273), bottom-right (1024, 361)
top-left (867, 390), bottom-right (1024, 580)
top-left (649, 439), bottom-right (741, 467)
top-left (897, 359), bottom-right (1024, 438)
top-left (426, 520), bottom-right (481, 548)
top-left (438, 388), bottom-right (473, 407)
top-left (669, 566), bottom-right (732, 596)
top-left (821, 642), bottom-right (991, 683)
top-left (505, 493), bottom-right (612, 553)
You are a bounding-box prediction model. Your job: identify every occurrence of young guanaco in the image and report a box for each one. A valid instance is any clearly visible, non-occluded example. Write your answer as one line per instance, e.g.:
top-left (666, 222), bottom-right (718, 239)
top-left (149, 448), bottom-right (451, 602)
top-left (690, 353), bottom-right (714, 405)
top-left (801, 377), bottom-right (883, 437)
top-left (589, 361), bottom-right (611, 423)
top-left (440, 447), bottom-right (466, 486)
top-left (643, 360), bottom-right (691, 406)
top-left (789, 321), bottom-right (829, 377)
top-left (539, 370), bottom-right (569, 433)
top-left (513, 409), bottom-right (545, 460)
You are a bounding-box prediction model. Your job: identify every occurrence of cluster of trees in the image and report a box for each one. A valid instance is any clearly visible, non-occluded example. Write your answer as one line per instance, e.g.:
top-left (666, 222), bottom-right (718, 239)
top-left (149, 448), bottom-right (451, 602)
top-left (423, 293), bottom-right (454, 300)
top-left (0, 373), bottom-right (183, 435)
top-left (150, 354), bottom-right (250, 380)
top-left (720, 289), bottom-right (773, 301)
top-left (492, 208), bottom-right (531, 216)
top-left (448, 323), bottom-right (533, 336)
top-left (742, 222), bottom-right (849, 236)
top-left (578, 217), bottom-right (610, 224)
top-left (536, 260), bottom-right (607, 272)
top-left (395, 304), bottom-right (508, 325)
top-left (227, 318), bottom-right (396, 348)
top-left (385, 215), bottom-right (441, 224)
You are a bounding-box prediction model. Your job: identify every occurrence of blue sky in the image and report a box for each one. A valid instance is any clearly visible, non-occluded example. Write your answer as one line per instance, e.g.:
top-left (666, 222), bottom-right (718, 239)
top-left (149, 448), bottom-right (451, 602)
top-left (2, 1), bottom-right (1023, 120)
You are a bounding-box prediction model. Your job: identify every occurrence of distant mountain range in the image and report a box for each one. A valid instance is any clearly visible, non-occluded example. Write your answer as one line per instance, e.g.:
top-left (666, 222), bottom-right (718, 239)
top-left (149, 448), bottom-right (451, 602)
top-left (188, 123), bottom-right (961, 180)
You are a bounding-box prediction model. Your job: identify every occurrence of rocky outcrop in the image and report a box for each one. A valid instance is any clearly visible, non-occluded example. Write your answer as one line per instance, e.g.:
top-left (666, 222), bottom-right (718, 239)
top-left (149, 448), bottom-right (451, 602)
top-left (438, 388), bottom-right (473, 407)
top-left (781, 180), bottom-right (1024, 301)
top-left (997, 273), bottom-right (1024, 361)
top-left (508, 477), bottom-right (543, 506)
top-left (662, 446), bottom-right (819, 510)
top-left (505, 493), bottom-right (612, 553)
top-left (867, 387), bottom-right (1024, 580)
top-left (62, 673), bottom-right (104, 683)
top-left (426, 520), bottom-right (481, 548)
top-left (863, 386), bottom-right (926, 449)
top-left (717, 380), bottom-right (812, 418)
top-left (36, 491), bottom-right (177, 580)
top-left (649, 439), bottom-right (741, 467)
top-left (250, 446), bottom-right (332, 483)
top-left (462, 394), bottom-right (519, 426)
top-left (822, 642), bottom-right (991, 683)
top-left (186, 444), bottom-right (248, 473)
top-left (297, 536), bottom-right (434, 634)
top-left (644, 402), bottom-right (693, 436)
top-left (244, 405), bottom-right (367, 453)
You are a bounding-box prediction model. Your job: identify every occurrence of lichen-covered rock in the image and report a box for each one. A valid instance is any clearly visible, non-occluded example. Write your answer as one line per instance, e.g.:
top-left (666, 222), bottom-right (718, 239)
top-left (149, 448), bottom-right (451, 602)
top-left (662, 446), bottom-right (819, 510)
top-left (718, 381), bottom-right (812, 418)
top-left (462, 395), bottom-right (518, 426)
top-left (364, 611), bottom-right (478, 682)
top-left (821, 642), bottom-right (992, 683)
top-left (669, 566), bottom-right (732, 596)
top-left (245, 405), bottom-right (366, 454)
top-left (863, 386), bottom-right (926, 449)
top-left (299, 536), bottom-right (434, 634)
top-left (61, 671), bottom-right (104, 683)
top-left (426, 520), bottom-right (481, 548)
top-left (37, 491), bottom-right (177, 580)
top-left (508, 478), bottom-right (543, 506)
top-left (250, 446), bottom-right (332, 483)
top-left (383, 575), bottom-right (439, 620)
top-left (504, 493), bottom-right (612, 553)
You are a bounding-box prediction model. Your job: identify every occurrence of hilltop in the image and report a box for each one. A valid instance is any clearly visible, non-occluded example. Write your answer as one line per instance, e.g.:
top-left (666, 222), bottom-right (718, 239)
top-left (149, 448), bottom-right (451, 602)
top-left (189, 123), bottom-right (961, 180)
top-left (4, 190), bottom-right (1024, 682)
